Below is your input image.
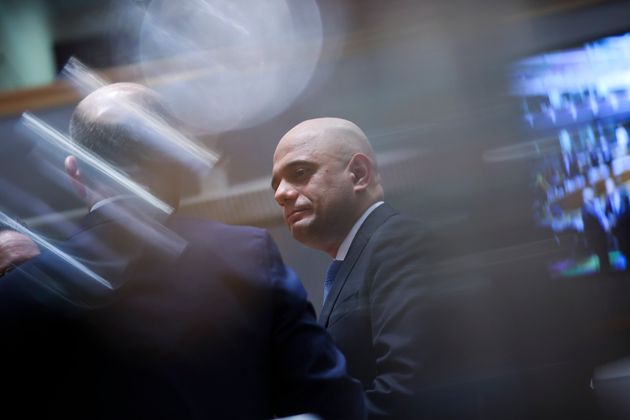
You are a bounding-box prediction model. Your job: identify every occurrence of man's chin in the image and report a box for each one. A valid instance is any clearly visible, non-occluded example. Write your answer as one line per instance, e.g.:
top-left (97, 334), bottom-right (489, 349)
top-left (289, 220), bottom-right (312, 242)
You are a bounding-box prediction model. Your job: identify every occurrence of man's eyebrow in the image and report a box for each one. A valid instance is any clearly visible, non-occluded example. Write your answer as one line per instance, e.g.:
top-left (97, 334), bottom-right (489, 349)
top-left (271, 160), bottom-right (314, 191)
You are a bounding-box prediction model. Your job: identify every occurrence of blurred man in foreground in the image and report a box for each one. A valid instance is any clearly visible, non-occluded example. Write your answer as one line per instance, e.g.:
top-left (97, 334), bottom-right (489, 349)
top-left (0, 85), bottom-right (364, 419)
top-left (272, 118), bottom-right (443, 419)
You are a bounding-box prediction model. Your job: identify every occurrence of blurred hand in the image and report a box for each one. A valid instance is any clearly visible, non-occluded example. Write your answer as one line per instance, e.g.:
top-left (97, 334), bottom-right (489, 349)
top-left (0, 230), bottom-right (40, 277)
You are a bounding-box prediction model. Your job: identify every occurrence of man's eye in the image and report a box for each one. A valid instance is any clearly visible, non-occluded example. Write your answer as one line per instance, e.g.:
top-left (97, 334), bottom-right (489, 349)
top-left (288, 166), bottom-right (312, 183)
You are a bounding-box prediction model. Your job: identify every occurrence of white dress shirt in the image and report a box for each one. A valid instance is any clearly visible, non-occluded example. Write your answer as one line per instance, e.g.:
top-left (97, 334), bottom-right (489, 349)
top-left (335, 201), bottom-right (384, 261)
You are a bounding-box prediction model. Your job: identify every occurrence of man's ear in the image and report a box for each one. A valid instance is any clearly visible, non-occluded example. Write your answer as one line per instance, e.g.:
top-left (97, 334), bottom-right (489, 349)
top-left (64, 155), bottom-right (87, 199)
top-left (348, 153), bottom-right (371, 192)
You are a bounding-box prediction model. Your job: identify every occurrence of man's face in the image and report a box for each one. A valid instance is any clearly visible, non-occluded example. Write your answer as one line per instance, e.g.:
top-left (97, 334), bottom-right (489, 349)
top-left (272, 134), bottom-right (355, 252)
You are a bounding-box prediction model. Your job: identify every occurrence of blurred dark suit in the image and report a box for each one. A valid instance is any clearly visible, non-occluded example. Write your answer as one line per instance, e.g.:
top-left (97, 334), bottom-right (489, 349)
top-left (0, 199), bottom-right (364, 419)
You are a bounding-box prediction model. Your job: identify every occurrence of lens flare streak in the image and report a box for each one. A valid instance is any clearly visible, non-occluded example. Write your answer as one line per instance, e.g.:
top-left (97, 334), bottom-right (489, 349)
top-left (62, 58), bottom-right (220, 170)
top-left (21, 112), bottom-right (174, 215)
top-left (0, 211), bottom-right (112, 289)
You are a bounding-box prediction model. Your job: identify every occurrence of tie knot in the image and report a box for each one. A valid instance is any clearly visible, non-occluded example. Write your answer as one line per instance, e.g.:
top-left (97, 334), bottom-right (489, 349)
top-left (323, 260), bottom-right (342, 304)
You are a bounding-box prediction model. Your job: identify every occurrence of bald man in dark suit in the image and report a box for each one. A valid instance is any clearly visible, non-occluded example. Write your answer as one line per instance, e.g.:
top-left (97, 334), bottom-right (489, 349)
top-left (272, 118), bottom-right (445, 419)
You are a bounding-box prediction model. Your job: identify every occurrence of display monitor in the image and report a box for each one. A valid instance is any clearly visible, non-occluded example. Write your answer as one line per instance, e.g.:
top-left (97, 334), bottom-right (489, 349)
top-left (511, 32), bottom-right (630, 276)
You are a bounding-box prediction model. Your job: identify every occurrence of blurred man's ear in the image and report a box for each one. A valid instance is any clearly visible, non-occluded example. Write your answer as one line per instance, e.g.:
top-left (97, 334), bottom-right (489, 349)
top-left (64, 155), bottom-right (87, 199)
top-left (348, 153), bottom-right (371, 192)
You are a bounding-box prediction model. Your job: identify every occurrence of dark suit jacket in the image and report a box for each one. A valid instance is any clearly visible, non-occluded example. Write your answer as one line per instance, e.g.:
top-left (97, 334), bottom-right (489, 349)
top-left (0, 202), bottom-right (364, 419)
top-left (320, 203), bottom-right (441, 419)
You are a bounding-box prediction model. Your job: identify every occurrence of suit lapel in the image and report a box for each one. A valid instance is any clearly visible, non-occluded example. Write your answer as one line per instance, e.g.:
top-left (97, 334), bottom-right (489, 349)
top-left (77, 208), bottom-right (112, 232)
top-left (319, 203), bottom-right (397, 327)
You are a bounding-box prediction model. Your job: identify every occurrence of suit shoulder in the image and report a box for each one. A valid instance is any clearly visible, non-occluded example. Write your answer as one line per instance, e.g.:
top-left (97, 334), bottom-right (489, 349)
top-left (364, 211), bottom-right (441, 279)
top-left (168, 217), bottom-right (269, 244)
top-left (372, 212), bottom-right (430, 248)
top-left (166, 217), bottom-right (278, 267)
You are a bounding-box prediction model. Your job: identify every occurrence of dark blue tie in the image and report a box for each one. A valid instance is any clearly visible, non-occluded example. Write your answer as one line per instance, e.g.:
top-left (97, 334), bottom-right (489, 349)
top-left (323, 260), bottom-right (342, 303)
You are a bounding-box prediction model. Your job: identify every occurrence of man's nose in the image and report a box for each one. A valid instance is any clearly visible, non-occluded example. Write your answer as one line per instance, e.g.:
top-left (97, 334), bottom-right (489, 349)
top-left (274, 180), bottom-right (298, 206)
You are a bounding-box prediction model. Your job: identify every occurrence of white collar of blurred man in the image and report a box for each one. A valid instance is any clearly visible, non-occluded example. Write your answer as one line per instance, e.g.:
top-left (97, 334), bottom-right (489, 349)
top-left (89, 194), bottom-right (138, 213)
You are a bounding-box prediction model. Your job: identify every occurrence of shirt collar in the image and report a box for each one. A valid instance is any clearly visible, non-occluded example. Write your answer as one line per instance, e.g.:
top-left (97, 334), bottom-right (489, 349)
top-left (89, 195), bottom-right (133, 213)
top-left (335, 201), bottom-right (384, 261)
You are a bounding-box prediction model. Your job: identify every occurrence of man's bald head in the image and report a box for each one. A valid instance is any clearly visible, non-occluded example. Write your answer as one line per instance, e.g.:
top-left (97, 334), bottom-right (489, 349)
top-left (74, 82), bottom-right (166, 123)
top-left (276, 118), bottom-right (377, 172)
top-left (275, 117), bottom-right (382, 192)
top-left (70, 83), bottom-right (177, 173)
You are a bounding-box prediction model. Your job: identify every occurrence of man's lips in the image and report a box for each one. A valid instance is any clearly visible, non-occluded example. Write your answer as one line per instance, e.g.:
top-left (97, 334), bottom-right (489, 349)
top-left (286, 208), bottom-right (310, 225)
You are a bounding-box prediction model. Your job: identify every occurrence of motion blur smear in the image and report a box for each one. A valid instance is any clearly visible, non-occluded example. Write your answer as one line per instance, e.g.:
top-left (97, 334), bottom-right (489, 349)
top-left (3, 0), bottom-right (630, 418)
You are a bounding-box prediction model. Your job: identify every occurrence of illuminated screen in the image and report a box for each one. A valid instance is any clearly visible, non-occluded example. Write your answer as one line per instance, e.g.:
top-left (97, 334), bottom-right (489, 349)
top-left (511, 32), bottom-right (630, 277)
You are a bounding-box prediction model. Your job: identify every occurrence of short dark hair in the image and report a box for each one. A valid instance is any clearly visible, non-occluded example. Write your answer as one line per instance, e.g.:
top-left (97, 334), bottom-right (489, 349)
top-left (69, 83), bottom-right (186, 207)
top-left (69, 86), bottom-right (178, 176)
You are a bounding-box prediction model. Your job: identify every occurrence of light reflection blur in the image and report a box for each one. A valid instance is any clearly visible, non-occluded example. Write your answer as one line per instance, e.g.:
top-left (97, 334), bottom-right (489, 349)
top-left (4, 0), bottom-right (630, 418)
top-left (138, 0), bottom-right (325, 134)
top-left (61, 58), bottom-right (220, 173)
top-left (0, 210), bottom-right (112, 290)
top-left (21, 112), bottom-right (174, 215)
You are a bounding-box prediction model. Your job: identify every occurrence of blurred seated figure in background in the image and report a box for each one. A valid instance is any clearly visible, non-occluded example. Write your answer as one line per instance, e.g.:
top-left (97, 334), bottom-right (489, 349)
top-left (605, 178), bottom-right (630, 269)
top-left (0, 83), bottom-right (364, 419)
top-left (581, 186), bottom-right (611, 272)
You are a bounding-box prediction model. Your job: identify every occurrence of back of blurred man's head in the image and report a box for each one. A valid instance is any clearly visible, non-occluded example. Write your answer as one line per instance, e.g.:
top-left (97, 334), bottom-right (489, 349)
top-left (68, 83), bottom-right (185, 208)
